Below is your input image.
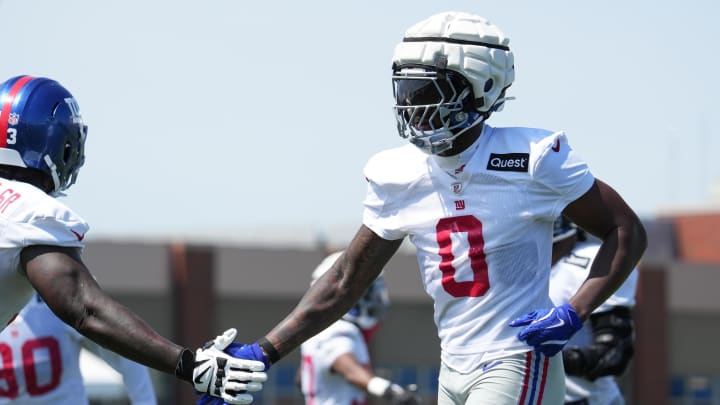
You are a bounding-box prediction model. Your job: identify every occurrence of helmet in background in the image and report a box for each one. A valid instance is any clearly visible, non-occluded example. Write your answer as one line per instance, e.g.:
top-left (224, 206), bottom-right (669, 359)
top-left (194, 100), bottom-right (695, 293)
top-left (553, 215), bottom-right (578, 243)
top-left (0, 75), bottom-right (87, 193)
top-left (311, 251), bottom-right (391, 331)
top-left (553, 215), bottom-right (587, 243)
top-left (391, 11), bottom-right (514, 154)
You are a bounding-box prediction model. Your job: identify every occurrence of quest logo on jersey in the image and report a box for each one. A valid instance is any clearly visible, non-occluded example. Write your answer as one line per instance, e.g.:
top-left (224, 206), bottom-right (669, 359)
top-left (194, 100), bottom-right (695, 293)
top-left (486, 153), bottom-right (529, 172)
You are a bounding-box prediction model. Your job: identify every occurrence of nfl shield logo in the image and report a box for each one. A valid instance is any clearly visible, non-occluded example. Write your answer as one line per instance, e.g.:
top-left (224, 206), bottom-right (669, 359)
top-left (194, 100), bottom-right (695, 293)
top-left (7, 113), bottom-right (19, 125)
top-left (452, 182), bottom-right (463, 194)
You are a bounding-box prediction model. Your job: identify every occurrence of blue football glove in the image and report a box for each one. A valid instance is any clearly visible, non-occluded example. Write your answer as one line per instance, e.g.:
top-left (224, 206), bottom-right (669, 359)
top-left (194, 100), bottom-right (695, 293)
top-left (509, 303), bottom-right (583, 356)
top-left (197, 343), bottom-right (271, 405)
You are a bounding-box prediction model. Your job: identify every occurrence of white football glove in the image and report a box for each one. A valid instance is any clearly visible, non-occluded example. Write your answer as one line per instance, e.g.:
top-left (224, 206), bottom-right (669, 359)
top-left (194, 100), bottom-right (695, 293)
top-left (192, 328), bottom-right (268, 404)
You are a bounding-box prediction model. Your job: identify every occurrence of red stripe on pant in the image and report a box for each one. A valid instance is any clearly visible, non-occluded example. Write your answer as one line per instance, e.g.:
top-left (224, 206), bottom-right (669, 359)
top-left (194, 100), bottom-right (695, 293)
top-left (518, 351), bottom-right (550, 405)
top-left (536, 356), bottom-right (550, 405)
top-left (518, 351), bottom-right (533, 405)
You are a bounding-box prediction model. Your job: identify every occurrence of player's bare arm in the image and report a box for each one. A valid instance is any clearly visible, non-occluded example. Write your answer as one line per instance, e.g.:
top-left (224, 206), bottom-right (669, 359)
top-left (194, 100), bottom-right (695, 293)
top-left (0, 75), bottom-right (266, 405)
top-left (563, 179), bottom-right (647, 320)
top-left (331, 353), bottom-right (374, 390)
top-left (262, 225), bottom-right (402, 360)
top-left (22, 245), bottom-right (183, 374)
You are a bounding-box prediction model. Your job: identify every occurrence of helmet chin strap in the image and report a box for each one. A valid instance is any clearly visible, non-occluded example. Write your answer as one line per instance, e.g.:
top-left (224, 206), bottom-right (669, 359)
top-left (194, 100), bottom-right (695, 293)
top-left (412, 113), bottom-right (484, 155)
top-left (43, 155), bottom-right (61, 193)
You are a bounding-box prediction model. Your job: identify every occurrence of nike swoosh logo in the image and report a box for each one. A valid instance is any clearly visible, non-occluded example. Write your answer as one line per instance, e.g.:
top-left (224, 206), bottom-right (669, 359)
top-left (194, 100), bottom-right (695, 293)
top-left (542, 339), bottom-right (569, 345)
top-left (193, 359), bottom-right (211, 385)
top-left (537, 309), bottom-right (555, 322)
top-left (546, 318), bottom-right (565, 329)
top-left (482, 361), bottom-right (503, 372)
top-left (551, 139), bottom-right (561, 152)
top-left (70, 229), bottom-right (85, 241)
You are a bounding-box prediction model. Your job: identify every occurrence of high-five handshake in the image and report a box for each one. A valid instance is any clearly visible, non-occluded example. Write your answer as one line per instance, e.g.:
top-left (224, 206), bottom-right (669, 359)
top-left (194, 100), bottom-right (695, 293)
top-left (196, 339), bottom-right (270, 405)
top-left (176, 329), bottom-right (267, 405)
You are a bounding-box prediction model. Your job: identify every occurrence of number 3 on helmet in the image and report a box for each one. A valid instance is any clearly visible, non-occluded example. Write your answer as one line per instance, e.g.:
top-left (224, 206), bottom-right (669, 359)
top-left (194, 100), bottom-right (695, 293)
top-left (0, 75), bottom-right (87, 193)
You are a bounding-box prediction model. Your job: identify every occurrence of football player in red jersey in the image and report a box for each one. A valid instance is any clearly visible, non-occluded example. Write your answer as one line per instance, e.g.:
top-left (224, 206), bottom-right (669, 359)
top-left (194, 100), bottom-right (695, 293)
top-left (0, 75), bottom-right (266, 404)
top-left (203, 11), bottom-right (646, 405)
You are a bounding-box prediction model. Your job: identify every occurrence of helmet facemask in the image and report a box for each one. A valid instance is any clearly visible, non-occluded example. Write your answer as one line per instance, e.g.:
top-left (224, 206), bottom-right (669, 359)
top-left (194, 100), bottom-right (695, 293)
top-left (392, 67), bottom-right (483, 154)
top-left (391, 12), bottom-right (515, 154)
top-left (44, 99), bottom-right (87, 193)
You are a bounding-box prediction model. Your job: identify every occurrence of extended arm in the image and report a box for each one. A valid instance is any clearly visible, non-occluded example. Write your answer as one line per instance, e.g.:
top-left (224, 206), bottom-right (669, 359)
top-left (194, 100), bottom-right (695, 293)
top-left (23, 245), bottom-right (183, 374)
top-left (332, 353), bottom-right (375, 390)
top-left (332, 354), bottom-right (418, 404)
top-left (262, 226), bottom-right (402, 361)
top-left (563, 179), bottom-right (647, 320)
top-left (22, 245), bottom-right (267, 405)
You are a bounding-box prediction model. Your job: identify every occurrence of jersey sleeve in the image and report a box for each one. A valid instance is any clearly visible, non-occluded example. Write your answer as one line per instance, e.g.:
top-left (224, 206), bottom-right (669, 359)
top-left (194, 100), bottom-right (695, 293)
top-left (531, 131), bottom-right (595, 219)
top-left (313, 322), bottom-right (364, 371)
top-left (10, 196), bottom-right (90, 248)
top-left (361, 148), bottom-right (420, 241)
top-left (19, 217), bottom-right (88, 247)
top-left (362, 177), bottom-right (407, 240)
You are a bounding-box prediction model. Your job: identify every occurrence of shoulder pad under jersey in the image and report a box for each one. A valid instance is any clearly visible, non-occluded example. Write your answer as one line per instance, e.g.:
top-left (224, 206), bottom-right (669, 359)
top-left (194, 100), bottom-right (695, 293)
top-left (1, 181), bottom-right (89, 246)
top-left (363, 144), bottom-right (429, 187)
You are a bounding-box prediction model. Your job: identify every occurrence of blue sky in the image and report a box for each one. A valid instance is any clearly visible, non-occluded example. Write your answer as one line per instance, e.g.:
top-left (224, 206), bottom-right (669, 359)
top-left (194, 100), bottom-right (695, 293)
top-left (0, 0), bottom-right (717, 241)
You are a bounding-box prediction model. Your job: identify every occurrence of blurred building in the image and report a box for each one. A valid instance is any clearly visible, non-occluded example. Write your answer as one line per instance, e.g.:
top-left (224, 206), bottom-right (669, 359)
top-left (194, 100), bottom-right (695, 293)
top-left (77, 212), bottom-right (720, 405)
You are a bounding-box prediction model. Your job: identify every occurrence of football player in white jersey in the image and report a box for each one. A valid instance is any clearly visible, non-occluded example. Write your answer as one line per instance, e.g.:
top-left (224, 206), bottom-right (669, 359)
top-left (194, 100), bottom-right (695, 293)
top-left (0, 75), bottom-right (267, 405)
top-left (549, 217), bottom-right (637, 405)
top-left (201, 11), bottom-right (647, 405)
top-left (299, 251), bottom-right (418, 405)
top-left (0, 293), bottom-right (157, 404)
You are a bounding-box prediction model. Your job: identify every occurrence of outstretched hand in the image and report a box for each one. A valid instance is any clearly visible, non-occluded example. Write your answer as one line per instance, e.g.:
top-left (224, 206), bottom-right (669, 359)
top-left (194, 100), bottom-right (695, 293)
top-left (509, 303), bottom-right (582, 356)
top-left (385, 383), bottom-right (421, 405)
top-left (197, 340), bottom-right (271, 405)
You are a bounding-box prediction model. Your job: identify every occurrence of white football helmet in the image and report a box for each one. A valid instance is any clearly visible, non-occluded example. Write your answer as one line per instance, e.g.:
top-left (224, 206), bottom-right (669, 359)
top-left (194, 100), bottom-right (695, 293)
top-left (391, 11), bottom-right (515, 154)
top-left (311, 251), bottom-right (390, 331)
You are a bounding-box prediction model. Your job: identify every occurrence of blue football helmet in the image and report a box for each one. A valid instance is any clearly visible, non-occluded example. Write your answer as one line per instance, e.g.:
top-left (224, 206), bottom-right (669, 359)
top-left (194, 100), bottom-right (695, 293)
top-left (0, 75), bottom-right (87, 193)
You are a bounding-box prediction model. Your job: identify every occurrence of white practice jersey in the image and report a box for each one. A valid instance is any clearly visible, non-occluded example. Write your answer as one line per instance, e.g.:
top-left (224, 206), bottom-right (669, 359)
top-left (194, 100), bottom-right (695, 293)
top-left (363, 124), bottom-right (595, 373)
top-left (0, 295), bottom-right (156, 404)
top-left (549, 241), bottom-right (638, 405)
top-left (300, 320), bottom-right (369, 405)
top-left (0, 178), bottom-right (88, 327)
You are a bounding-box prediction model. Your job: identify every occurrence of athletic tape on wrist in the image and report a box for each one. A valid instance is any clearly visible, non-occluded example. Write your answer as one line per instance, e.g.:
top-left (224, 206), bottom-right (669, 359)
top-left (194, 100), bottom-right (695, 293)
top-left (174, 348), bottom-right (195, 383)
top-left (367, 376), bottom-right (392, 397)
top-left (257, 337), bottom-right (279, 364)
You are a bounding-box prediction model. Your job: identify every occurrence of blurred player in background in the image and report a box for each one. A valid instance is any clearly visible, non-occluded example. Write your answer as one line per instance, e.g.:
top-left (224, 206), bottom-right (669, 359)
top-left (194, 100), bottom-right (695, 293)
top-left (0, 293), bottom-right (157, 404)
top-left (0, 75), bottom-right (267, 405)
top-left (299, 251), bottom-right (418, 405)
top-left (550, 217), bottom-right (638, 405)
top-left (202, 10), bottom-right (647, 405)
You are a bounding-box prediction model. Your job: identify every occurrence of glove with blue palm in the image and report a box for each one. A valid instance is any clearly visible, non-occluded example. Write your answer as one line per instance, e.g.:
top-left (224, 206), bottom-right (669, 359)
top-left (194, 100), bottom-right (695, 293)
top-left (176, 329), bottom-right (267, 405)
top-left (508, 303), bottom-right (582, 356)
top-left (197, 342), bottom-right (271, 405)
